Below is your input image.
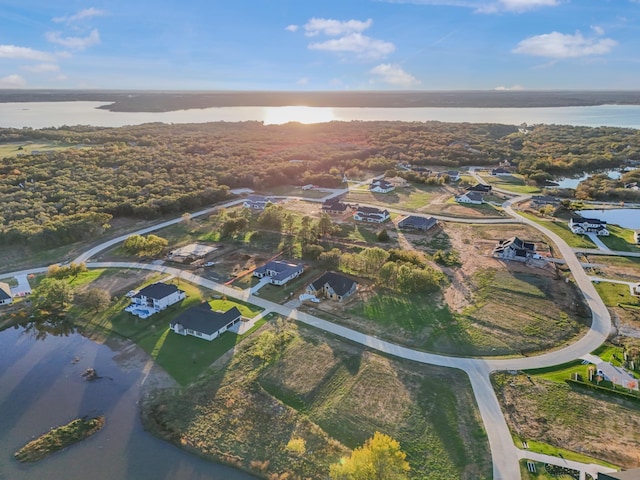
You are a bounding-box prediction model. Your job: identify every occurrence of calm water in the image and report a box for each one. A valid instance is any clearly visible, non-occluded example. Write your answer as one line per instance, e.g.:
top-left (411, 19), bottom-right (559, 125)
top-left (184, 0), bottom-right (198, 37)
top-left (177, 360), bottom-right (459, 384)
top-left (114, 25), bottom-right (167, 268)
top-left (554, 170), bottom-right (622, 189)
top-left (1, 102), bottom-right (640, 129)
top-left (578, 208), bottom-right (640, 229)
top-left (0, 326), bottom-right (255, 480)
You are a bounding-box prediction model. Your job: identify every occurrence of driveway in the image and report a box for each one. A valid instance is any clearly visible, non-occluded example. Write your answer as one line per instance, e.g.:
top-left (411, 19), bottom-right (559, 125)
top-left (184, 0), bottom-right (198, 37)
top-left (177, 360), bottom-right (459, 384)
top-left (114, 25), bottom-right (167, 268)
top-left (586, 232), bottom-right (611, 251)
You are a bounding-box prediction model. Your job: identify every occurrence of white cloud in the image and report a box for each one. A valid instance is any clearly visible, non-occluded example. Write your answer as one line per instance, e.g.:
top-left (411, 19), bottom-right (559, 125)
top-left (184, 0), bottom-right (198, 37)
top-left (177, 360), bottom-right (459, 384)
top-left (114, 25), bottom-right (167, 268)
top-left (46, 29), bottom-right (100, 50)
top-left (494, 85), bottom-right (525, 90)
top-left (591, 25), bottom-right (605, 36)
top-left (285, 24), bottom-right (299, 32)
top-left (304, 18), bottom-right (373, 37)
top-left (513, 31), bottom-right (617, 58)
top-left (0, 74), bottom-right (27, 88)
top-left (0, 45), bottom-right (54, 61)
top-left (309, 33), bottom-right (395, 60)
top-left (494, 0), bottom-right (560, 12)
top-left (21, 63), bottom-right (60, 73)
top-left (54, 74), bottom-right (68, 81)
top-left (53, 8), bottom-right (107, 23)
top-left (296, 77), bottom-right (310, 85)
top-left (370, 64), bottom-right (420, 87)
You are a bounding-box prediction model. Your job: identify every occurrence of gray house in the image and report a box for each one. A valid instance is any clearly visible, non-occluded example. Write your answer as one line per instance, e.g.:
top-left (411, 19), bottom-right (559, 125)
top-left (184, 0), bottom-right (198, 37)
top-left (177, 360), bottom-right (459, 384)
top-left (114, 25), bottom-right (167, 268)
top-left (170, 303), bottom-right (242, 341)
top-left (253, 260), bottom-right (304, 286)
top-left (306, 272), bottom-right (358, 301)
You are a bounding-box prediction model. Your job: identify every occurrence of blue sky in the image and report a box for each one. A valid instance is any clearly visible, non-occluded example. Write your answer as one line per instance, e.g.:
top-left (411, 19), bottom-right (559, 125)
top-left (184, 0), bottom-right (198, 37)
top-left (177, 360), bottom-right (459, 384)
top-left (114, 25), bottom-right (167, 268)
top-left (0, 0), bottom-right (639, 90)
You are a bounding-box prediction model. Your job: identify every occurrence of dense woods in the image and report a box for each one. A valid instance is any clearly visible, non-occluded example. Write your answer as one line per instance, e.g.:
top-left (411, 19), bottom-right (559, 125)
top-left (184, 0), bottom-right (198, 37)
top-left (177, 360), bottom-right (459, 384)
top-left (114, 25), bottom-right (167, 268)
top-left (1, 120), bottom-right (639, 246)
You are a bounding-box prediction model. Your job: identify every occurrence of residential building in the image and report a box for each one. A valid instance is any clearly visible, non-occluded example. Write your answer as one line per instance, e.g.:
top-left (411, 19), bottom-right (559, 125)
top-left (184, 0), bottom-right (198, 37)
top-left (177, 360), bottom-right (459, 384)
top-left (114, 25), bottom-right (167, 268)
top-left (569, 216), bottom-right (610, 236)
top-left (0, 282), bottom-right (12, 306)
top-left (493, 237), bottom-right (538, 262)
top-left (530, 195), bottom-right (561, 208)
top-left (455, 191), bottom-right (484, 205)
top-left (385, 176), bottom-right (409, 188)
top-left (599, 468), bottom-right (640, 480)
top-left (466, 183), bottom-right (492, 193)
top-left (437, 170), bottom-right (461, 181)
top-left (397, 215), bottom-right (438, 231)
top-left (354, 206), bottom-right (390, 223)
top-left (595, 362), bottom-right (638, 391)
top-left (634, 230), bottom-right (640, 244)
top-left (170, 303), bottom-right (242, 341)
top-left (322, 200), bottom-right (349, 214)
top-left (126, 282), bottom-right (186, 318)
top-left (253, 260), bottom-right (304, 286)
top-left (306, 272), bottom-right (358, 301)
top-left (491, 167), bottom-right (511, 176)
top-left (369, 179), bottom-right (395, 193)
top-left (243, 195), bottom-right (273, 210)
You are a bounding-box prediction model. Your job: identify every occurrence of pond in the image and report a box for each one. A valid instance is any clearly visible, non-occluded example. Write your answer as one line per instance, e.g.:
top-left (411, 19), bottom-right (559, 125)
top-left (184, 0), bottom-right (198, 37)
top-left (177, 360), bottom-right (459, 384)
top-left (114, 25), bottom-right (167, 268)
top-left (578, 208), bottom-right (640, 230)
top-left (553, 170), bottom-right (622, 189)
top-left (0, 324), bottom-right (255, 480)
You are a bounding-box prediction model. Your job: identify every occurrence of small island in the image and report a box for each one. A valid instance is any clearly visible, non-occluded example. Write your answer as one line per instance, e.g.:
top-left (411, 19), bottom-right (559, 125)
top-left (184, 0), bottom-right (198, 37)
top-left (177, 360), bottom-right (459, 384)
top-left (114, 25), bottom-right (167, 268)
top-left (14, 416), bottom-right (105, 463)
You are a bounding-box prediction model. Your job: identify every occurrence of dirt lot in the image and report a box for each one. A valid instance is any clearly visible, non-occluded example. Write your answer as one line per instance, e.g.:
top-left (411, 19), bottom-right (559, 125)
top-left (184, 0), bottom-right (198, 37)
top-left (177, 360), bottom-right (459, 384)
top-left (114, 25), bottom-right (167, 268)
top-left (76, 269), bottom-right (157, 297)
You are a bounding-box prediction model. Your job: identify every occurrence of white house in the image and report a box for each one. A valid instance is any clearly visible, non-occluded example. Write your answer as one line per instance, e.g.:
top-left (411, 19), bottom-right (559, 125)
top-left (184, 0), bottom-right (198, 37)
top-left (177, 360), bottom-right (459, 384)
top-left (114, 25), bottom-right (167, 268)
top-left (253, 260), bottom-right (304, 286)
top-left (385, 176), bottom-right (409, 188)
top-left (170, 304), bottom-right (242, 341)
top-left (491, 167), bottom-right (511, 176)
top-left (306, 272), bottom-right (358, 302)
top-left (493, 237), bottom-right (539, 262)
top-left (243, 195), bottom-right (273, 210)
top-left (126, 282), bottom-right (186, 318)
top-left (0, 282), bottom-right (12, 306)
top-left (369, 179), bottom-right (395, 193)
top-left (634, 230), bottom-right (640, 244)
top-left (437, 170), bottom-right (461, 182)
top-left (569, 216), bottom-right (610, 236)
top-left (354, 206), bottom-right (390, 223)
top-left (455, 191), bottom-right (484, 205)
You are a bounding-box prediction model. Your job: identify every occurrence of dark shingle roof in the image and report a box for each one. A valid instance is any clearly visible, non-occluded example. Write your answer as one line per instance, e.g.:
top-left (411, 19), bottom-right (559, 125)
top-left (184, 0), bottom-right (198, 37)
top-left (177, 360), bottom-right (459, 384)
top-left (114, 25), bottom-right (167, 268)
top-left (170, 304), bottom-right (241, 335)
top-left (311, 272), bottom-right (357, 297)
top-left (465, 191), bottom-right (483, 202)
top-left (137, 283), bottom-right (182, 300)
top-left (357, 206), bottom-right (388, 215)
top-left (0, 283), bottom-right (11, 301)
top-left (254, 260), bottom-right (303, 281)
top-left (398, 215), bottom-right (437, 229)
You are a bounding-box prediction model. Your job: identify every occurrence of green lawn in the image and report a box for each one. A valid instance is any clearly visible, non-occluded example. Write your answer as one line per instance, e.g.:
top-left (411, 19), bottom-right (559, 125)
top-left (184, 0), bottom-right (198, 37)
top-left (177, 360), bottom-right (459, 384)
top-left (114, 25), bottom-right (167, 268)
top-left (600, 225), bottom-right (640, 252)
top-left (517, 442), bottom-right (618, 469)
top-left (518, 212), bottom-right (596, 248)
top-left (525, 360), bottom-right (588, 383)
top-left (254, 269), bottom-right (318, 303)
top-left (209, 294), bottom-right (264, 318)
top-left (479, 174), bottom-right (542, 194)
top-left (0, 141), bottom-right (87, 158)
top-left (593, 282), bottom-right (638, 307)
top-left (137, 318), bottom-right (267, 385)
top-left (348, 292), bottom-right (453, 334)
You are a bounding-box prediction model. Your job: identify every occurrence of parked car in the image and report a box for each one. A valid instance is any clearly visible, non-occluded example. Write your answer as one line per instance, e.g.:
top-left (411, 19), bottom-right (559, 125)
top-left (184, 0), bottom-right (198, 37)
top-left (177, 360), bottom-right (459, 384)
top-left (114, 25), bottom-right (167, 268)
top-left (203, 261), bottom-right (217, 267)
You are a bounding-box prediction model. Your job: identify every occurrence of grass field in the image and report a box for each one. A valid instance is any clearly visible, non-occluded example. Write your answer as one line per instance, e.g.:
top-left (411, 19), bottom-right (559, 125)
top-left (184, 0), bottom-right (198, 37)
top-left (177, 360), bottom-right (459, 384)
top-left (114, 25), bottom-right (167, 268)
top-left (493, 371), bottom-right (635, 469)
top-left (343, 184), bottom-right (444, 211)
top-left (142, 322), bottom-right (492, 480)
top-left (479, 174), bottom-right (542, 194)
top-left (0, 141), bottom-right (87, 158)
top-left (593, 282), bottom-right (638, 307)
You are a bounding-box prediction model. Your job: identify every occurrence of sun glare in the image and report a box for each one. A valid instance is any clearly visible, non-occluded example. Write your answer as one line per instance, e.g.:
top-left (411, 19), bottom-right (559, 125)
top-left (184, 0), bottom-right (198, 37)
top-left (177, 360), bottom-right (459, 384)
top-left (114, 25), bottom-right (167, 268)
top-left (262, 106), bottom-right (335, 125)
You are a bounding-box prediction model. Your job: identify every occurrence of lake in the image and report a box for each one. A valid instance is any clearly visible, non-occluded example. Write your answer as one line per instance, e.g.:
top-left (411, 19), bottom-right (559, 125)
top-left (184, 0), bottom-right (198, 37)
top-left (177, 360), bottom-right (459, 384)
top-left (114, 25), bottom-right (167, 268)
top-left (0, 325), bottom-right (255, 480)
top-left (579, 208), bottom-right (640, 230)
top-left (1, 102), bottom-right (640, 129)
top-left (554, 170), bottom-right (623, 189)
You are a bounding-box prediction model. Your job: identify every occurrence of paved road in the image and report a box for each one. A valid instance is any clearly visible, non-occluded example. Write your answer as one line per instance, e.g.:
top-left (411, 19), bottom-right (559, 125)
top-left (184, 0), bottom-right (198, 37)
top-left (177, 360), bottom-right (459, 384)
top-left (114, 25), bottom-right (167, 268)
top-left (574, 248), bottom-right (640, 258)
top-left (2, 187), bottom-right (618, 480)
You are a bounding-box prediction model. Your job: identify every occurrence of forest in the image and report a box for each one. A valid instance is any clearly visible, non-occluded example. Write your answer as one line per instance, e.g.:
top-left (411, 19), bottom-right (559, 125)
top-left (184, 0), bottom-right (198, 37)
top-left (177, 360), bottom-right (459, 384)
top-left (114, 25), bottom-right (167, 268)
top-left (1, 120), bottom-right (639, 247)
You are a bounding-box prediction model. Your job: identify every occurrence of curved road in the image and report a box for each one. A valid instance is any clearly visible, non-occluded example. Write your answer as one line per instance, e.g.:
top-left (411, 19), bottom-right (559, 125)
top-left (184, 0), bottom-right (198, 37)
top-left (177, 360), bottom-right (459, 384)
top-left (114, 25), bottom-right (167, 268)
top-left (3, 187), bottom-right (615, 479)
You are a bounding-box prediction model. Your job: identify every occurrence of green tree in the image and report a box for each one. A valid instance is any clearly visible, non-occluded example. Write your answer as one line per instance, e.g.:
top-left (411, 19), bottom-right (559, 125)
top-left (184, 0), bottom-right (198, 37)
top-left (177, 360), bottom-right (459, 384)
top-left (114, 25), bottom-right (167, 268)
top-left (329, 432), bottom-right (410, 480)
top-left (32, 278), bottom-right (74, 312)
top-left (77, 288), bottom-right (111, 312)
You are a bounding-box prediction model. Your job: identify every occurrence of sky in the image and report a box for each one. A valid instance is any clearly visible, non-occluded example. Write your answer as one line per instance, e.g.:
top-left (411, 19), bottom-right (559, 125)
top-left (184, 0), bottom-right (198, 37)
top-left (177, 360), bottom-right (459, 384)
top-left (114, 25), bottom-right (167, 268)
top-left (0, 0), bottom-right (639, 91)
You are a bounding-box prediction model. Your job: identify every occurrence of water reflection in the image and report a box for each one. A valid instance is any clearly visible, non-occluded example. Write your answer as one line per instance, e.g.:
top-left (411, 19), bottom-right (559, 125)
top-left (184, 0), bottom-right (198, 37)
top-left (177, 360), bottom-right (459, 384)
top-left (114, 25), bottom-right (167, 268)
top-left (18, 314), bottom-right (76, 340)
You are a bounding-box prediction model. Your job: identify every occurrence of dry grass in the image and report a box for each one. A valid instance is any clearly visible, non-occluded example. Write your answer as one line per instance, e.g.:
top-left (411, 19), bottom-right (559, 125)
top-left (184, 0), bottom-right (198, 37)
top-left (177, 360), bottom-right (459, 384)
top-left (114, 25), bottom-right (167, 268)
top-left (494, 372), bottom-right (640, 469)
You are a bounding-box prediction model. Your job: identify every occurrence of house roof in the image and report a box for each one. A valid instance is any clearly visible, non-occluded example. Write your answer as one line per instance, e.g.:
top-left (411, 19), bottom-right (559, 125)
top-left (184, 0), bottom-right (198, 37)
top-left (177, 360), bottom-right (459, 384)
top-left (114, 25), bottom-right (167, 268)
top-left (463, 191), bottom-right (483, 202)
top-left (370, 180), bottom-right (394, 189)
top-left (170, 304), bottom-right (242, 335)
top-left (492, 167), bottom-right (510, 174)
top-left (137, 282), bottom-right (182, 300)
top-left (572, 216), bottom-right (606, 225)
top-left (0, 282), bottom-right (11, 301)
top-left (357, 206), bottom-right (388, 215)
top-left (398, 215), bottom-right (437, 229)
top-left (467, 183), bottom-right (492, 192)
top-left (599, 468), bottom-right (640, 480)
top-left (254, 260), bottom-right (303, 281)
top-left (245, 195), bottom-right (271, 203)
top-left (322, 200), bottom-right (348, 212)
top-left (310, 272), bottom-right (357, 297)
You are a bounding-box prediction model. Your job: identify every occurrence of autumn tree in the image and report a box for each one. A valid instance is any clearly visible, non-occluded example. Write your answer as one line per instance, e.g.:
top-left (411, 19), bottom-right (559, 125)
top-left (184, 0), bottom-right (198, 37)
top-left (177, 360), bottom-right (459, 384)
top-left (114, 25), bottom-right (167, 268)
top-left (77, 288), bottom-right (111, 312)
top-left (329, 432), bottom-right (410, 480)
top-left (31, 278), bottom-right (74, 313)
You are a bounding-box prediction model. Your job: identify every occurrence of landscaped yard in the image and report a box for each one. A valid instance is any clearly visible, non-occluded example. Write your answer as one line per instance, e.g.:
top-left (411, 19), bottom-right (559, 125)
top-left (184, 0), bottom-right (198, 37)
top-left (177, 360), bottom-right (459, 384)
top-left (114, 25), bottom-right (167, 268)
top-left (142, 322), bottom-right (492, 480)
top-left (599, 225), bottom-right (640, 252)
